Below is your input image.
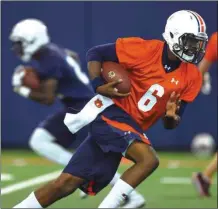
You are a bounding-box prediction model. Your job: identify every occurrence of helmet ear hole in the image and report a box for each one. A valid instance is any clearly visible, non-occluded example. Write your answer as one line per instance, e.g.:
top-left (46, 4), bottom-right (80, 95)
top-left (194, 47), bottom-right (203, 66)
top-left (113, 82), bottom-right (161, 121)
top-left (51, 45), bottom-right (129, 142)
top-left (170, 32), bottom-right (174, 39)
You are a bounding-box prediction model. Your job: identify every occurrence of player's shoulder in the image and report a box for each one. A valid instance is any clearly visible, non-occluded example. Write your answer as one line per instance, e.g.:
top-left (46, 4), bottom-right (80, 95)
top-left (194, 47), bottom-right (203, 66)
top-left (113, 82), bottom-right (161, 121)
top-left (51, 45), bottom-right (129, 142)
top-left (45, 43), bottom-right (66, 58)
top-left (116, 37), bottom-right (163, 48)
top-left (39, 43), bottom-right (68, 66)
top-left (116, 37), bottom-right (164, 59)
top-left (185, 63), bottom-right (202, 81)
top-left (36, 43), bottom-right (68, 72)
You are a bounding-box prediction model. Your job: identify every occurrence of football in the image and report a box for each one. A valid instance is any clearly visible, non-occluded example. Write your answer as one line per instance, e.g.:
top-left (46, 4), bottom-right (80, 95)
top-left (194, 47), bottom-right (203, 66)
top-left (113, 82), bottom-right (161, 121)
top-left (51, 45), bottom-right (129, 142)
top-left (101, 62), bottom-right (131, 93)
top-left (21, 66), bottom-right (40, 90)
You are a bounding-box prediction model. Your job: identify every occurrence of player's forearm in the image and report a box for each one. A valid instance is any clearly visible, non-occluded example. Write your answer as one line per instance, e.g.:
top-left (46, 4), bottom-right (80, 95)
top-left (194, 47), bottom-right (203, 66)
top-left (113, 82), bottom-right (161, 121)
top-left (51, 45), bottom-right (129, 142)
top-left (88, 61), bottom-right (102, 80)
top-left (87, 61), bottom-right (106, 92)
top-left (87, 43), bottom-right (119, 91)
top-left (198, 59), bottom-right (212, 76)
top-left (29, 78), bottom-right (57, 105)
top-left (29, 91), bottom-right (55, 105)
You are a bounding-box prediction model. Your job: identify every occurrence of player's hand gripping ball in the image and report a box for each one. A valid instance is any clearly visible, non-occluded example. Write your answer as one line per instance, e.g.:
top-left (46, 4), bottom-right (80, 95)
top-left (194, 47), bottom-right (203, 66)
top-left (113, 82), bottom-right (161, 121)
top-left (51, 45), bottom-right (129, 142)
top-left (12, 65), bottom-right (40, 89)
top-left (100, 62), bottom-right (131, 97)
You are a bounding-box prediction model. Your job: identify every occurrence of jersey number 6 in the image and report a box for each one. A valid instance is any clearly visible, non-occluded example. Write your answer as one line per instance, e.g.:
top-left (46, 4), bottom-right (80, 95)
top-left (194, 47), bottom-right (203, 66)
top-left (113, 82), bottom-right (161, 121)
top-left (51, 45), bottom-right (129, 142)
top-left (138, 84), bottom-right (164, 112)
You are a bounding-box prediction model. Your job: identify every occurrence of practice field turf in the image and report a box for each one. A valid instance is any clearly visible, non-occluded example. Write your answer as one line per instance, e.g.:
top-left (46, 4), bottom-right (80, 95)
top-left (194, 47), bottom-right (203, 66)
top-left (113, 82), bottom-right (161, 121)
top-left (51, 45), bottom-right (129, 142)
top-left (1, 150), bottom-right (217, 208)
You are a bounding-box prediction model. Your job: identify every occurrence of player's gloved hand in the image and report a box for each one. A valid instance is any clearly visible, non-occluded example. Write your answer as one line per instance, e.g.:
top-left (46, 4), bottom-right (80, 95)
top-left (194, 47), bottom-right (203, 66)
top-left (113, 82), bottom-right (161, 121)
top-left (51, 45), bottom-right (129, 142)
top-left (13, 86), bottom-right (31, 98)
top-left (12, 65), bottom-right (26, 87)
top-left (96, 79), bottom-right (131, 98)
top-left (165, 91), bottom-right (181, 121)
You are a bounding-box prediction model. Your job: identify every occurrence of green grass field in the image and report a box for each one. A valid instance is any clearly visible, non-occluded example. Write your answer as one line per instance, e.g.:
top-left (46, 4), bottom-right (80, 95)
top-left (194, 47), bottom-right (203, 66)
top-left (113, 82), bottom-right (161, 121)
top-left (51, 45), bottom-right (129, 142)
top-left (1, 150), bottom-right (217, 208)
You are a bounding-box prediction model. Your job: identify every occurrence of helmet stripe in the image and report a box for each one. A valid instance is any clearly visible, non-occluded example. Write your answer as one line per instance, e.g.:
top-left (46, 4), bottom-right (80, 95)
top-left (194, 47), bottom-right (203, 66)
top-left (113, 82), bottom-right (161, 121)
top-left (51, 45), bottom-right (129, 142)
top-left (187, 10), bottom-right (200, 32)
top-left (194, 12), bottom-right (205, 32)
top-left (188, 10), bottom-right (205, 33)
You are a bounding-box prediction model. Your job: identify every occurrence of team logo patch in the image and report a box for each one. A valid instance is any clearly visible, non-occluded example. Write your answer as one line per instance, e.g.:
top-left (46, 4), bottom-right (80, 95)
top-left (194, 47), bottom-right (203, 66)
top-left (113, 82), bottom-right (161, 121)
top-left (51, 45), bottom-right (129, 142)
top-left (94, 99), bottom-right (103, 108)
top-left (108, 71), bottom-right (116, 79)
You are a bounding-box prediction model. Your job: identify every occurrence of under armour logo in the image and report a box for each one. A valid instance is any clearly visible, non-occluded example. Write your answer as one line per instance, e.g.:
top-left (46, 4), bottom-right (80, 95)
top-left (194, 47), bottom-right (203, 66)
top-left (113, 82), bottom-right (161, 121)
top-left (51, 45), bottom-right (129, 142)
top-left (164, 65), bottom-right (171, 71)
top-left (94, 99), bottom-right (103, 108)
top-left (171, 78), bottom-right (179, 85)
top-left (124, 131), bottom-right (131, 135)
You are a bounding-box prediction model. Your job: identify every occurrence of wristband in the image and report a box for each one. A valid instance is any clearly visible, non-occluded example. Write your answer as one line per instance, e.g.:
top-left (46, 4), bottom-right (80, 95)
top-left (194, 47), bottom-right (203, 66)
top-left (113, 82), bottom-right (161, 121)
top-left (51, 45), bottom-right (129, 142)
top-left (163, 114), bottom-right (180, 129)
top-left (18, 86), bottom-right (31, 98)
top-left (91, 76), bottom-right (105, 92)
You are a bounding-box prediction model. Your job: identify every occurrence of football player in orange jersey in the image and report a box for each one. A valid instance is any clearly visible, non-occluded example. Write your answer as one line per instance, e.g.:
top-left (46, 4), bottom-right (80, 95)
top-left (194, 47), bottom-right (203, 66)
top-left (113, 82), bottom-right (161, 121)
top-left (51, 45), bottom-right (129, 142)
top-left (13, 10), bottom-right (208, 209)
top-left (192, 32), bottom-right (217, 197)
top-left (200, 32), bottom-right (217, 94)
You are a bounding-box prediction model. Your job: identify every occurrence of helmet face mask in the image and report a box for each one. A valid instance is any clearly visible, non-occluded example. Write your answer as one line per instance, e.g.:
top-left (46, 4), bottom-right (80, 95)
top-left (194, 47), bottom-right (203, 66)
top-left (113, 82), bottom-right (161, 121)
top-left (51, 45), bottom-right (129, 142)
top-left (11, 41), bottom-right (24, 58)
top-left (172, 33), bottom-right (208, 64)
top-left (11, 37), bottom-right (38, 62)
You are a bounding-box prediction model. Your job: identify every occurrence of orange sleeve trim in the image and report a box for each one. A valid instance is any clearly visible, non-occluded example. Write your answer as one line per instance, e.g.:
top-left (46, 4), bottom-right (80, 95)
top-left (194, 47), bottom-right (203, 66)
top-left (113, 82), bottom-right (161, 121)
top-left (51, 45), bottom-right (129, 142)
top-left (101, 115), bottom-right (151, 145)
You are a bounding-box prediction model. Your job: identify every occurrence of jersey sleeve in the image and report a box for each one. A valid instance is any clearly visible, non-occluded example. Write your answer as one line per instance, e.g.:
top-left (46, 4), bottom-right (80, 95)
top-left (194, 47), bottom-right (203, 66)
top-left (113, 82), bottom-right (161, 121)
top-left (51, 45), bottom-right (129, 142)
top-left (86, 43), bottom-right (118, 63)
top-left (39, 56), bottom-right (64, 80)
top-left (115, 37), bottom-right (155, 69)
top-left (204, 32), bottom-right (218, 62)
top-left (180, 65), bottom-right (202, 102)
top-left (46, 64), bottom-right (63, 79)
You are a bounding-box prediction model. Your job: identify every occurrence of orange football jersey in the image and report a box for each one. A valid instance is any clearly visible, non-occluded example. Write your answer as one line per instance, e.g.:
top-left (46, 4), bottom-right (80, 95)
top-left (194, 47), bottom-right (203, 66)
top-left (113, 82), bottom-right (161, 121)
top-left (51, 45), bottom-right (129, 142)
top-left (204, 32), bottom-right (218, 62)
top-left (113, 37), bottom-right (202, 130)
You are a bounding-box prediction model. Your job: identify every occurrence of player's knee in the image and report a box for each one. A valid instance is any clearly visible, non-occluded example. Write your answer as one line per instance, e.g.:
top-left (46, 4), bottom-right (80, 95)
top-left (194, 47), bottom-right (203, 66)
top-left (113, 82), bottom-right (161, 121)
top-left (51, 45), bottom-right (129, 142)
top-left (142, 151), bottom-right (159, 172)
top-left (137, 148), bottom-right (159, 174)
top-left (149, 153), bottom-right (159, 170)
top-left (29, 128), bottom-right (54, 151)
top-left (52, 173), bottom-right (84, 196)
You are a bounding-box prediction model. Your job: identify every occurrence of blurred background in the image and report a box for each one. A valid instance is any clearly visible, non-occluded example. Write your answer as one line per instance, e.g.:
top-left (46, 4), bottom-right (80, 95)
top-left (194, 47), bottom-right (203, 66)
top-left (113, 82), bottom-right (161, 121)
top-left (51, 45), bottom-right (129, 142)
top-left (1, 1), bottom-right (217, 208)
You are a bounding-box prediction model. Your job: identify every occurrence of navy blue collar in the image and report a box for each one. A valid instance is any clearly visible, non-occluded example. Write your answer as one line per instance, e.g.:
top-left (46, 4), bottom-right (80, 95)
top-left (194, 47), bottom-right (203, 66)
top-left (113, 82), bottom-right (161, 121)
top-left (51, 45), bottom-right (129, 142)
top-left (162, 43), bottom-right (181, 73)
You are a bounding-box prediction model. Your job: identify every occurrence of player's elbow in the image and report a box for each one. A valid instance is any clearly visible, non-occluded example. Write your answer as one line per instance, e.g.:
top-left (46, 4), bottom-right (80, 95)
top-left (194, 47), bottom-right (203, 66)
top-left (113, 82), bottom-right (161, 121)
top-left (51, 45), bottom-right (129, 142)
top-left (86, 47), bottom-right (102, 67)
